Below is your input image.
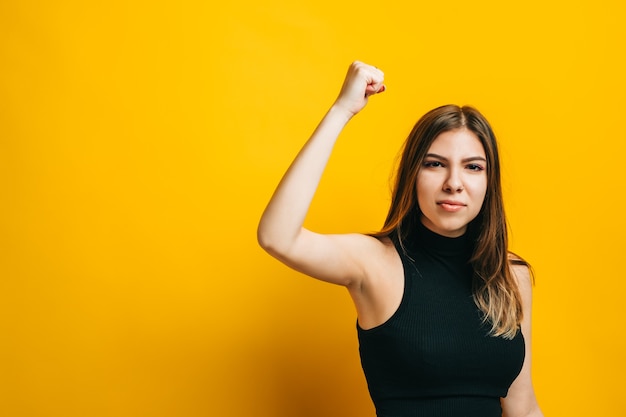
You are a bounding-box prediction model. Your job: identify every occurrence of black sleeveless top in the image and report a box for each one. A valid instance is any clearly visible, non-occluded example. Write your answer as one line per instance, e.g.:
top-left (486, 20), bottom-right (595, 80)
top-left (357, 221), bottom-right (525, 417)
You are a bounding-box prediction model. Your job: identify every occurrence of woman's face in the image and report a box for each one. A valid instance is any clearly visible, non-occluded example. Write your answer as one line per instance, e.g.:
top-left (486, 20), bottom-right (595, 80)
top-left (416, 128), bottom-right (488, 237)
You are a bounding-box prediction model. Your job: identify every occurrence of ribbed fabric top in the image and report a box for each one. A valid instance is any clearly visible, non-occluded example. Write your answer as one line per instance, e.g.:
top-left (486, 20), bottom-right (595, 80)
top-left (357, 221), bottom-right (525, 417)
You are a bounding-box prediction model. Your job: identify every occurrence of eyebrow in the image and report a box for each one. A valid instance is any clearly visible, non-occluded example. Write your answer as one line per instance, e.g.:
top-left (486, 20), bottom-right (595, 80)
top-left (425, 153), bottom-right (487, 163)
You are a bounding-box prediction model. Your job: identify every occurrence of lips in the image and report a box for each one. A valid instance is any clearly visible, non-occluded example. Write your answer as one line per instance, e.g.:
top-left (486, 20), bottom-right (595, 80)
top-left (437, 200), bottom-right (466, 212)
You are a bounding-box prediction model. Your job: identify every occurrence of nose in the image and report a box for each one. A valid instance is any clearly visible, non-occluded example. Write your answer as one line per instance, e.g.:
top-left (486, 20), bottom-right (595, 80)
top-left (443, 168), bottom-right (464, 193)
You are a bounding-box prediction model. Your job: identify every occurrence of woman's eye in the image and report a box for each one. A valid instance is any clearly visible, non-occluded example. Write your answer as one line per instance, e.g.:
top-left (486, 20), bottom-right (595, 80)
top-left (467, 164), bottom-right (485, 171)
top-left (424, 161), bottom-right (443, 168)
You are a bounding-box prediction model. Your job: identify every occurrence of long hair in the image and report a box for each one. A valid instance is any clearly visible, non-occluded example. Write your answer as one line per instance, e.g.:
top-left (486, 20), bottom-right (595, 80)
top-left (374, 105), bottom-right (526, 339)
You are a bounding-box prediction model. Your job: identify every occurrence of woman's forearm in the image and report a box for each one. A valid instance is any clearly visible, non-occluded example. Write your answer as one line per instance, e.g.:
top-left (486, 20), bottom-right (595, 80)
top-left (257, 61), bottom-right (385, 258)
top-left (257, 105), bottom-right (352, 256)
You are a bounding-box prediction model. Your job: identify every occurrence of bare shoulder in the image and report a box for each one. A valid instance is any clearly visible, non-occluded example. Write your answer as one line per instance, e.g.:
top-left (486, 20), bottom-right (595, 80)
top-left (357, 234), bottom-right (401, 274)
top-left (335, 233), bottom-right (401, 279)
top-left (507, 252), bottom-right (534, 315)
top-left (507, 252), bottom-right (533, 287)
top-left (325, 232), bottom-right (395, 259)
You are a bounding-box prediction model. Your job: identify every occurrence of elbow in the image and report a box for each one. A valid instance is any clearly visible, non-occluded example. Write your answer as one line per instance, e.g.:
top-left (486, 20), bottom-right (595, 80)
top-left (256, 225), bottom-right (274, 254)
top-left (257, 222), bottom-right (305, 267)
top-left (256, 223), bottom-right (289, 259)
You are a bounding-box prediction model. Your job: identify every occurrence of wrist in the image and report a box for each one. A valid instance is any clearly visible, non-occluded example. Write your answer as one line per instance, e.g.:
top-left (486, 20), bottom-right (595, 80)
top-left (327, 103), bottom-right (356, 124)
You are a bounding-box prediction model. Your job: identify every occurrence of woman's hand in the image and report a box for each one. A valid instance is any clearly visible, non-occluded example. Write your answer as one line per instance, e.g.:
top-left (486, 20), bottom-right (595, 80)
top-left (333, 61), bottom-right (386, 117)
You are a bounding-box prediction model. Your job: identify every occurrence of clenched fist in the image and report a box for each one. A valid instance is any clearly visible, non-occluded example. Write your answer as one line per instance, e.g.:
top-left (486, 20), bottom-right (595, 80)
top-left (333, 61), bottom-right (386, 117)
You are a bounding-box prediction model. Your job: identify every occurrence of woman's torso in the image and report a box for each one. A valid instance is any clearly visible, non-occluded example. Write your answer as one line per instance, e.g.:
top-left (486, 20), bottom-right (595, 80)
top-left (355, 222), bottom-right (525, 417)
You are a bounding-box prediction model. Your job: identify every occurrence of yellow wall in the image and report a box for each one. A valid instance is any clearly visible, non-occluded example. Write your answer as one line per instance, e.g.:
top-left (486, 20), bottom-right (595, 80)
top-left (1, 1), bottom-right (624, 416)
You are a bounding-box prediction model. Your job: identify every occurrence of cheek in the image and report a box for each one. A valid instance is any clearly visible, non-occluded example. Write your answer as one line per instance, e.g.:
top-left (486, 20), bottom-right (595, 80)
top-left (471, 178), bottom-right (488, 205)
top-left (415, 174), bottom-right (432, 202)
top-left (416, 170), bottom-right (438, 190)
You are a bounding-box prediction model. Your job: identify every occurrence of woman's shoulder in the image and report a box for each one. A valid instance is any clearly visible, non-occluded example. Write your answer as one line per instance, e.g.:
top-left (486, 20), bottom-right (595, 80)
top-left (331, 232), bottom-right (399, 272)
top-left (508, 251), bottom-right (529, 266)
top-left (507, 251), bottom-right (533, 285)
top-left (360, 233), bottom-right (399, 263)
top-left (346, 233), bottom-right (402, 282)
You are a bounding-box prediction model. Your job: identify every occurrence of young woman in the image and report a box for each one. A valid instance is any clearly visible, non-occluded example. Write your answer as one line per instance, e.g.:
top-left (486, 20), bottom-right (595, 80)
top-left (257, 61), bottom-right (543, 417)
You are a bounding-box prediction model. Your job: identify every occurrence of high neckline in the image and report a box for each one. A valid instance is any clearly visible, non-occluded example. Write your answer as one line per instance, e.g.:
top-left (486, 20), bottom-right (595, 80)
top-left (409, 219), bottom-right (474, 257)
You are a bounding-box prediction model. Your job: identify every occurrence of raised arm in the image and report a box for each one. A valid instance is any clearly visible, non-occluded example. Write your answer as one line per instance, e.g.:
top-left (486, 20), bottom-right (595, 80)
top-left (257, 61), bottom-right (386, 287)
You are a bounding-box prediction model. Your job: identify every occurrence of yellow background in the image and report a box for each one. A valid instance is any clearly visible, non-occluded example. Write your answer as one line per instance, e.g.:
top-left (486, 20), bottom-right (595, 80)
top-left (1, 0), bottom-right (624, 416)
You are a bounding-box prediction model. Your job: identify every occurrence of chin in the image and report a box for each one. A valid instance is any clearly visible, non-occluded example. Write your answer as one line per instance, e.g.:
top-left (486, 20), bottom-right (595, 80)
top-left (421, 212), bottom-right (474, 237)
top-left (430, 220), bottom-right (469, 238)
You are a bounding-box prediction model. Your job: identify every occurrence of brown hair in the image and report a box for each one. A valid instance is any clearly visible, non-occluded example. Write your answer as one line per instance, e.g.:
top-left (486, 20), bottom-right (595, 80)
top-left (374, 105), bottom-right (526, 339)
